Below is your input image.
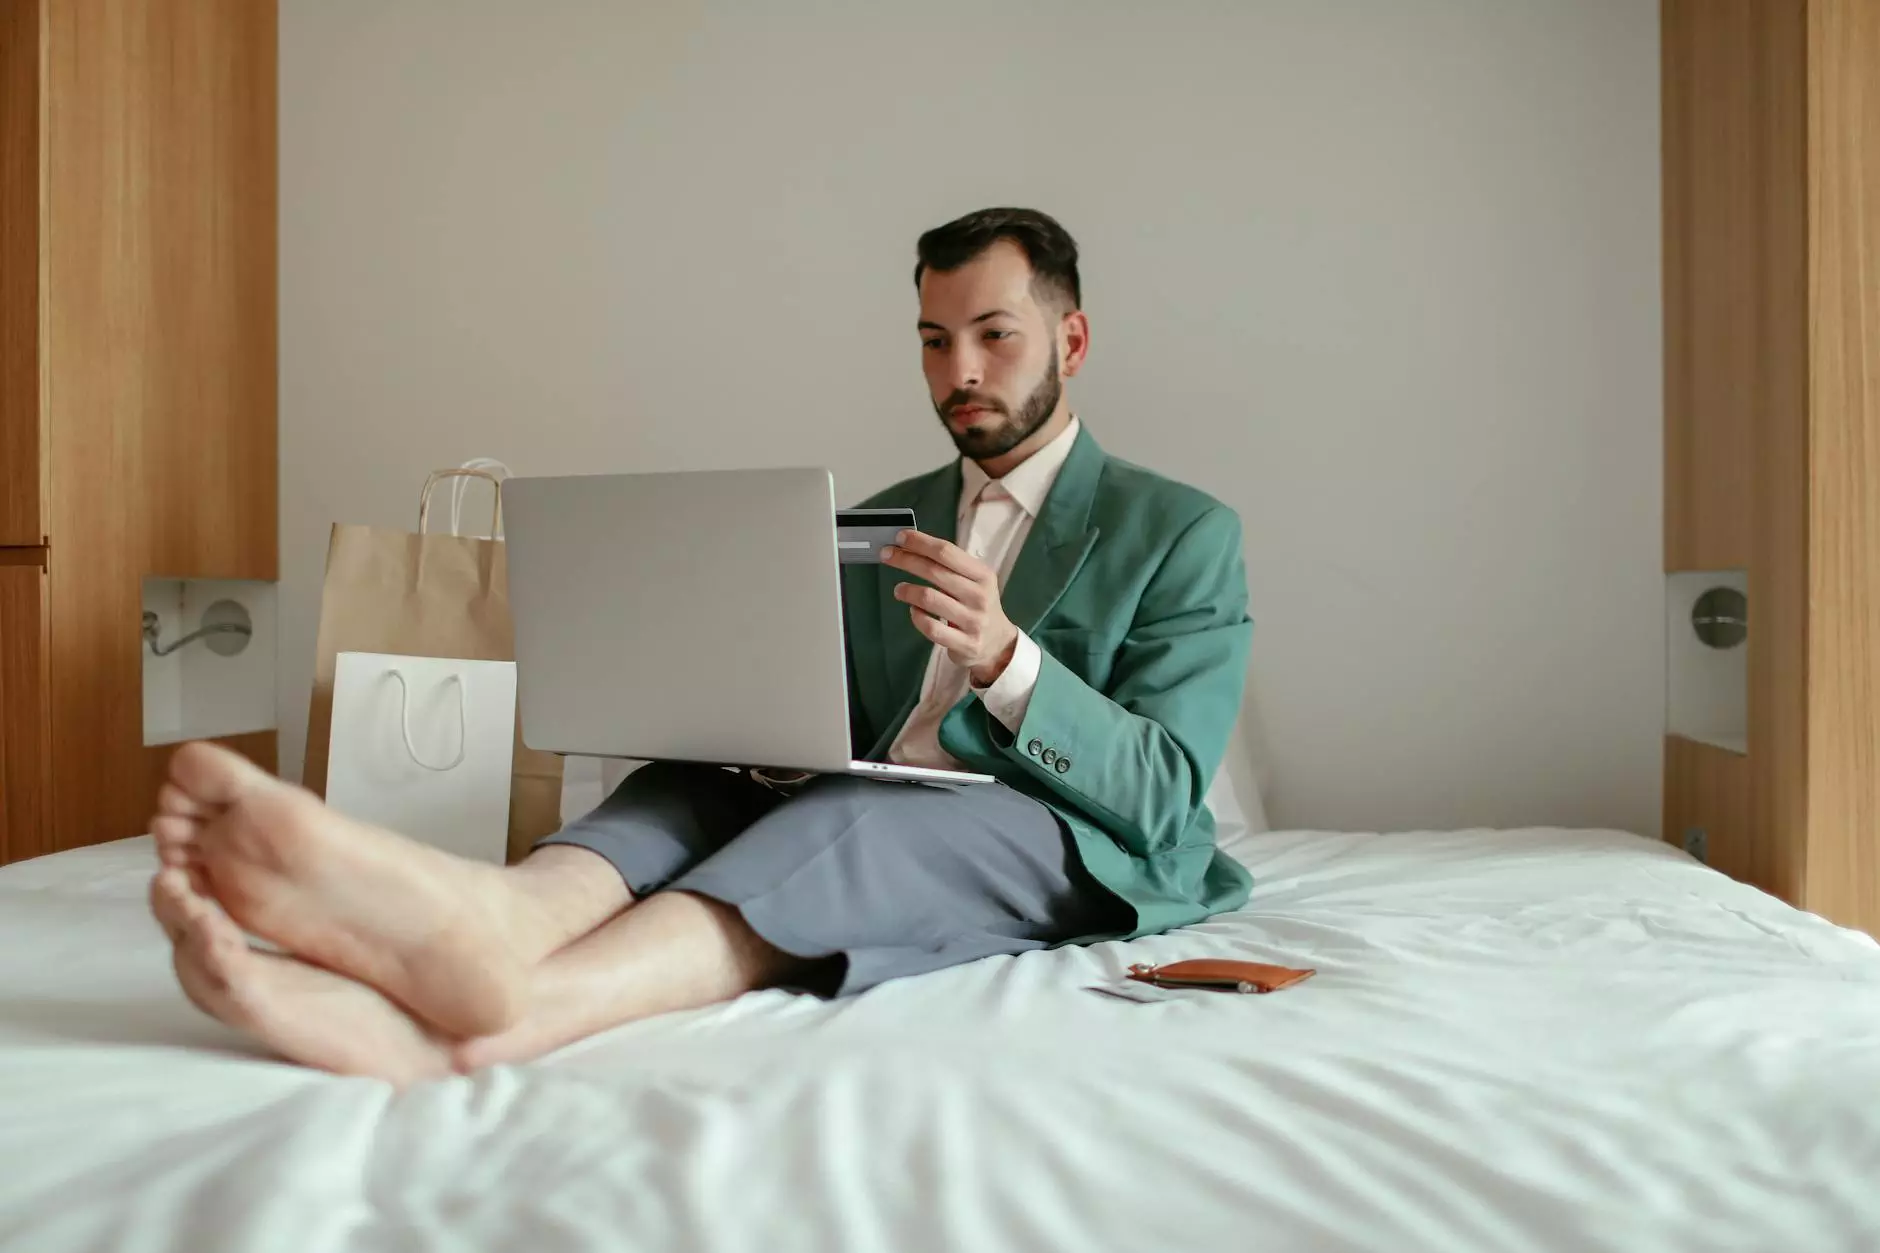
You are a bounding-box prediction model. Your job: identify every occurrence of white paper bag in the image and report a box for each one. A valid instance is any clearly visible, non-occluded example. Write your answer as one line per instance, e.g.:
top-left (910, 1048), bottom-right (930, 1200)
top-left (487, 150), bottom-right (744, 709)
top-left (324, 651), bottom-right (519, 864)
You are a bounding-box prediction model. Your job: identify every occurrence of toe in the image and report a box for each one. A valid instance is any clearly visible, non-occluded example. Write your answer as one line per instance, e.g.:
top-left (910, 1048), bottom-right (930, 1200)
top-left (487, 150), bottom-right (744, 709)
top-left (157, 864), bottom-right (233, 936)
top-left (157, 782), bottom-right (210, 820)
top-left (177, 921), bottom-right (232, 997)
top-left (151, 815), bottom-right (198, 861)
top-left (175, 881), bottom-right (218, 929)
top-left (198, 894), bottom-right (249, 955)
top-left (168, 741), bottom-right (269, 809)
top-left (149, 870), bottom-right (191, 941)
top-left (449, 1038), bottom-right (484, 1075)
top-left (184, 895), bottom-right (250, 986)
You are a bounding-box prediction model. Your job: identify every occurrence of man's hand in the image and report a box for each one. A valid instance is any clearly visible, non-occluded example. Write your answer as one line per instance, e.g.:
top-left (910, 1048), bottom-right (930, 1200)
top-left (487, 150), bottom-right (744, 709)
top-left (882, 530), bottom-right (1019, 686)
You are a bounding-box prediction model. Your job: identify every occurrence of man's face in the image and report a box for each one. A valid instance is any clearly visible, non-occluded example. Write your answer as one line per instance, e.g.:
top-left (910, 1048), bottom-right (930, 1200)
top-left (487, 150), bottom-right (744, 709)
top-left (917, 240), bottom-right (1065, 461)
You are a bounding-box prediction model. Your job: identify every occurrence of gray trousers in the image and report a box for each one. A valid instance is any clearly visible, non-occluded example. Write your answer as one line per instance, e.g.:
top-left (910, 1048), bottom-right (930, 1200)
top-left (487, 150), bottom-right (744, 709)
top-left (538, 762), bottom-right (1128, 995)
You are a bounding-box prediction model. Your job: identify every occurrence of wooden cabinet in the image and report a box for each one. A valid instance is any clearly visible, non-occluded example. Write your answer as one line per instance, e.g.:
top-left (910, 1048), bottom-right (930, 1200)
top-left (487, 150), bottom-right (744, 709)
top-left (0, 0), bottom-right (277, 866)
top-left (1662, 0), bottom-right (1880, 936)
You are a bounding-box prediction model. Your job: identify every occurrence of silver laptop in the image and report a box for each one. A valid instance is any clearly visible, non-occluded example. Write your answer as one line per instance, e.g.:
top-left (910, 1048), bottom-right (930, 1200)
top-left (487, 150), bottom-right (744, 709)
top-left (503, 467), bottom-right (995, 785)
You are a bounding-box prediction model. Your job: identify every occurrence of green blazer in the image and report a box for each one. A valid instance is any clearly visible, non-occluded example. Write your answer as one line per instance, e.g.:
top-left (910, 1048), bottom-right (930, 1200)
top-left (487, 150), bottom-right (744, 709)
top-left (841, 424), bottom-right (1255, 940)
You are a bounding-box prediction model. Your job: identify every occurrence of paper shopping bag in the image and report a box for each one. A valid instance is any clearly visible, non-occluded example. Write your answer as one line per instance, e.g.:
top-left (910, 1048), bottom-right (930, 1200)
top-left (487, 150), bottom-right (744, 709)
top-left (325, 653), bottom-right (518, 864)
top-left (303, 468), bottom-right (565, 863)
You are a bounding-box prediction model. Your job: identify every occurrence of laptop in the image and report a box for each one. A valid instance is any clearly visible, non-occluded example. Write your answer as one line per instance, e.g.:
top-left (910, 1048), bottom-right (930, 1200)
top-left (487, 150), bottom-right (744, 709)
top-left (503, 467), bottom-right (996, 785)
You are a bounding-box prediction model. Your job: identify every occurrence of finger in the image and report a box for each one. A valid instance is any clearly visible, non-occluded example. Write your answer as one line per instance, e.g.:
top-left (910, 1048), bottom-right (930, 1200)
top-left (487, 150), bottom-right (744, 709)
top-left (891, 530), bottom-right (990, 581)
top-left (909, 606), bottom-right (974, 654)
top-left (881, 546), bottom-right (980, 601)
top-left (894, 582), bottom-right (974, 624)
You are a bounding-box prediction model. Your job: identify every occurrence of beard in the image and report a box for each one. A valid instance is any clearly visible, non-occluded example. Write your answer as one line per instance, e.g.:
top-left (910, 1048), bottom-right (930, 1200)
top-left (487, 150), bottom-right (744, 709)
top-left (934, 344), bottom-right (1062, 461)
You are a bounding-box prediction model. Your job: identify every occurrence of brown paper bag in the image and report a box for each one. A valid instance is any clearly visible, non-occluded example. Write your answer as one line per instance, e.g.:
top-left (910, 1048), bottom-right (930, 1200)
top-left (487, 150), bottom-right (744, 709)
top-left (303, 468), bottom-right (564, 863)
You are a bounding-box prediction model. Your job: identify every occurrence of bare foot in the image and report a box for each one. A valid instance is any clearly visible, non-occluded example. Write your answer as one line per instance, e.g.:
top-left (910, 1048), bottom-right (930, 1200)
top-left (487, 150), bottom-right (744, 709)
top-left (153, 869), bottom-right (454, 1085)
top-left (155, 741), bottom-right (530, 1037)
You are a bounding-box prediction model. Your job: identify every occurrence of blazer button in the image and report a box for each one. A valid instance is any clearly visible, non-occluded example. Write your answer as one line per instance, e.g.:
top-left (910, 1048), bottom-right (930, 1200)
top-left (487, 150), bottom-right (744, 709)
top-left (1026, 738), bottom-right (1044, 757)
top-left (1054, 756), bottom-right (1072, 774)
top-left (1040, 747), bottom-right (1058, 767)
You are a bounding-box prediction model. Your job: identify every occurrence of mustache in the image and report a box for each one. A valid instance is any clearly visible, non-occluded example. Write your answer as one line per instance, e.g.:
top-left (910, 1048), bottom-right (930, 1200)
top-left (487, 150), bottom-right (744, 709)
top-left (940, 391), bottom-right (1007, 417)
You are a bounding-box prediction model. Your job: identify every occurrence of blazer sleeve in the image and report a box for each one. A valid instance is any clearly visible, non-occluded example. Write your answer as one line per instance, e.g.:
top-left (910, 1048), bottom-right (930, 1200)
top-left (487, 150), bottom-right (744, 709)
top-left (990, 505), bottom-right (1252, 858)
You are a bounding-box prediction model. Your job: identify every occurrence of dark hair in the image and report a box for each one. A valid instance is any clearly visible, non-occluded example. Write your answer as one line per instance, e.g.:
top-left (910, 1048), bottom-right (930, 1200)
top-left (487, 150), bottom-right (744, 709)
top-left (914, 207), bottom-right (1081, 312)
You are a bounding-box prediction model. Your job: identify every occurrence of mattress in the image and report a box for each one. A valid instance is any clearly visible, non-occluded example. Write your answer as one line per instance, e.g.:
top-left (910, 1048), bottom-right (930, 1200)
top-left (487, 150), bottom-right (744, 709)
top-left (1, 824), bottom-right (1877, 1253)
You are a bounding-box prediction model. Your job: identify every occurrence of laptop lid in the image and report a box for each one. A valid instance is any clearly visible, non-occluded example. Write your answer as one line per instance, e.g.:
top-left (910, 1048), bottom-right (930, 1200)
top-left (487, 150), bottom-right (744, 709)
top-left (503, 467), bottom-right (857, 772)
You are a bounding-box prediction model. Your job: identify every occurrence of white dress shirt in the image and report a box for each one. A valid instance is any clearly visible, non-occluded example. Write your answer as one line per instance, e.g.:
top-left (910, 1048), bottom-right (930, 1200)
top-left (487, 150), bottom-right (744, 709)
top-left (887, 415), bottom-right (1082, 772)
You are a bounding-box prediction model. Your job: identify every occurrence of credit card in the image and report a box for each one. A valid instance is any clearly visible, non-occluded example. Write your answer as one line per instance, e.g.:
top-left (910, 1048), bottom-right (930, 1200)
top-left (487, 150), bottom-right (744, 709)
top-left (836, 508), bottom-right (916, 565)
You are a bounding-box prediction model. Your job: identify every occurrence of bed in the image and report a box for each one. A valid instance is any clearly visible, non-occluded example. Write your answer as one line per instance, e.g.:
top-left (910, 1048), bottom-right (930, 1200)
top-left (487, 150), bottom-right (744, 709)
top-left (1, 821), bottom-right (1877, 1253)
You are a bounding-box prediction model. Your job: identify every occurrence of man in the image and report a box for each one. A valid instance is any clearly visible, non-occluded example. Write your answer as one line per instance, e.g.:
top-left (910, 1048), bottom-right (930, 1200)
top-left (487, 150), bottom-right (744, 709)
top-left (146, 207), bottom-right (1255, 1084)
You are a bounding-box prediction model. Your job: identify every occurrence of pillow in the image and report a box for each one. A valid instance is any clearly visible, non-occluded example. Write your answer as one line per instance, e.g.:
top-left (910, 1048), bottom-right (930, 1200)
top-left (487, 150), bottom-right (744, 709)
top-left (1205, 712), bottom-right (1270, 838)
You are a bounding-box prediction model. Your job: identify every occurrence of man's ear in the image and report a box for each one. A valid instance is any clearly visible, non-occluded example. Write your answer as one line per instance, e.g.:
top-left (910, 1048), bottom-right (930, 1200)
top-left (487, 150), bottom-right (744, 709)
top-left (1059, 310), bottom-right (1091, 379)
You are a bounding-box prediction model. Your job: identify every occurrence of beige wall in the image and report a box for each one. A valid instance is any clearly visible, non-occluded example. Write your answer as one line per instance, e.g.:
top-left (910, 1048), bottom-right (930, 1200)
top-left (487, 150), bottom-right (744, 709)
top-left (280, 0), bottom-right (1663, 835)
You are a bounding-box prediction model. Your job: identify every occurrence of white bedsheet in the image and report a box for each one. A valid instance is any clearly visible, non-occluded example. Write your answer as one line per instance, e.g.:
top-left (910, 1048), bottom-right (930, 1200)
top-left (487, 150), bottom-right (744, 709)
top-left (1, 826), bottom-right (1877, 1253)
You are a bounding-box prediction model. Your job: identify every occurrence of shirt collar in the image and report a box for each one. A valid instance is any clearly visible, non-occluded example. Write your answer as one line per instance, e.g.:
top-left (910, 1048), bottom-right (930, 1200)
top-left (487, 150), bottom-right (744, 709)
top-left (958, 414), bottom-right (1081, 519)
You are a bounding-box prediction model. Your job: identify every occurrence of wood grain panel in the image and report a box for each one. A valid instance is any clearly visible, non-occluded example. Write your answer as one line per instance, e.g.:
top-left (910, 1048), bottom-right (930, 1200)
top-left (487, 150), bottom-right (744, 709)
top-left (138, 0), bottom-right (278, 584)
top-left (1802, 0), bottom-right (1880, 936)
top-left (43, 0), bottom-right (143, 851)
top-left (0, 562), bottom-right (52, 865)
top-left (1661, 0), bottom-right (1797, 574)
top-left (1744, 0), bottom-right (1813, 916)
top-left (43, 0), bottom-right (278, 851)
top-left (1661, 0), bottom-right (1810, 906)
top-left (0, 0), bottom-right (44, 548)
top-left (1664, 736), bottom-right (1754, 888)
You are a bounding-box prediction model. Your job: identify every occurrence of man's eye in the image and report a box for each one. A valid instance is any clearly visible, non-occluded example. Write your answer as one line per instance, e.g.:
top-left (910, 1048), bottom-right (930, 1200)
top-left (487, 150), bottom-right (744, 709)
top-left (984, 330), bottom-right (1011, 341)
top-left (922, 339), bottom-right (945, 350)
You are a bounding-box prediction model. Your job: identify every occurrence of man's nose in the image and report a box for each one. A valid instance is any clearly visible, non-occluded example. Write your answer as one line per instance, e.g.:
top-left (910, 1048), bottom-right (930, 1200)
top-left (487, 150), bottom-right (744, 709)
top-left (948, 341), bottom-right (985, 392)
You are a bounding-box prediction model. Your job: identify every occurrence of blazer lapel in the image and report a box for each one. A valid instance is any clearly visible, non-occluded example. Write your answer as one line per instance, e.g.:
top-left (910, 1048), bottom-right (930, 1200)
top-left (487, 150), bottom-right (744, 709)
top-left (1001, 424), bottom-right (1105, 633)
top-left (863, 427), bottom-right (1106, 760)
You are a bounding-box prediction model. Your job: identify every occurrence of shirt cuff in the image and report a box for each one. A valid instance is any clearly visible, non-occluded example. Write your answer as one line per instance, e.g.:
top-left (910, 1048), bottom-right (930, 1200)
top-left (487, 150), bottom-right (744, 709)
top-left (973, 630), bottom-right (1042, 733)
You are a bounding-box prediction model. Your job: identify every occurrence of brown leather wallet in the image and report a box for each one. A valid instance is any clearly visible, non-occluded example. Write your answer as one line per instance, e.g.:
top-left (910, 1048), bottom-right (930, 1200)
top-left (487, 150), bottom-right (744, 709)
top-left (1126, 959), bottom-right (1316, 994)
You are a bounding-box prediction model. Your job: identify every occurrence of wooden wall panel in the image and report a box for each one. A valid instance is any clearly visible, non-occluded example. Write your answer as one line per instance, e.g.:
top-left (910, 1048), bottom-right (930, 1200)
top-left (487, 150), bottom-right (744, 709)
top-left (1661, 0), bottom-right (1801, 574)
top-left (1661, 0), bottom-right (1809, 906)
top-left (43, 0), bottom-right (142, 851)
top-left (1803, 0), bottom-right (1880, 936)
top-left (1666, 0), bottom-right (1880, 937)
top-left (1745, 0), bottom-right (1812, 917)
top-left (43, 0), bottom-right (278, 851)
top-left (1664, 736), bottom-right (1758, 891)
top-left (0, 0), bottom-right (44, 548)
top-left (138, 0), bottom-right (279, 584)
top-left (0, 562), bottom-right (52, 865)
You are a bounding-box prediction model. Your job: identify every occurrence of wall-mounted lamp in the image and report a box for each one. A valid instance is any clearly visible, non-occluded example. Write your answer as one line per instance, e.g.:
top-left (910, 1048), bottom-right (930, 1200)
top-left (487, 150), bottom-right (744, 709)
top-left (142, 599), bottom-right (254, 658)
top-left (1691, 586), bottom-right (1748, 650)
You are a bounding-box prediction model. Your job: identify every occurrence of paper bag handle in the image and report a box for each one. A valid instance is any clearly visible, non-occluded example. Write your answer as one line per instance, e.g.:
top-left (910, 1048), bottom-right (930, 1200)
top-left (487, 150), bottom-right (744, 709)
top-left (418, 469), bottom-right (504, 538)
top-left (386, 669), bottom-right (468, 771)
top-left (450, 459), bottom-right (512, 537)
